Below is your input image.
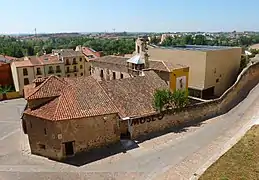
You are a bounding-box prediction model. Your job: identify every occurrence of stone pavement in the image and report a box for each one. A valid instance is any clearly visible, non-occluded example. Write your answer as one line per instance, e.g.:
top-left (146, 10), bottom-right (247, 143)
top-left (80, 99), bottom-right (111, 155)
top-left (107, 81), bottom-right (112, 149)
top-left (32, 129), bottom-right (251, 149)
top-left (1, 82), bottom-right (259, 180)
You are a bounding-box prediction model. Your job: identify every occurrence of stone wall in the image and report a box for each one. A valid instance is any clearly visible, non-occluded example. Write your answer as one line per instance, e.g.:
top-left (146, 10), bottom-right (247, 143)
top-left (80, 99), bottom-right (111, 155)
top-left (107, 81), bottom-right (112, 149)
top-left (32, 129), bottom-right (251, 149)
top-left (24, 113), bottom-right (120, 160)
top-left (130, 62), bottom-right (259, 139)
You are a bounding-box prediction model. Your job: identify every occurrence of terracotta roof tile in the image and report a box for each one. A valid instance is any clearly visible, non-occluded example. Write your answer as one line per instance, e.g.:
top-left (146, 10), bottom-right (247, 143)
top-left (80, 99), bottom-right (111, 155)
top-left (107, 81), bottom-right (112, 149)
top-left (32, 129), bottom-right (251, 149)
top-left (99, 70), bottom-right (168, 118)
top-left (24, 76), bottom-right (118, 121)
top-left (25, 75), bottom-right (67, 100)
top-left (23, 71), bottom-right (168, 121)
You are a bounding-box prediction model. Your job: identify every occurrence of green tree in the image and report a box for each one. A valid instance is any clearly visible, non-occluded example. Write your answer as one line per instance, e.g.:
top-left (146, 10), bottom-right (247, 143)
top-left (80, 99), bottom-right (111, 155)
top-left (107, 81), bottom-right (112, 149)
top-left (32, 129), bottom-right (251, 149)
top-left (171, 90), bottom-right (189, 109)
top-left (153, 89), bottom-right (189, 111)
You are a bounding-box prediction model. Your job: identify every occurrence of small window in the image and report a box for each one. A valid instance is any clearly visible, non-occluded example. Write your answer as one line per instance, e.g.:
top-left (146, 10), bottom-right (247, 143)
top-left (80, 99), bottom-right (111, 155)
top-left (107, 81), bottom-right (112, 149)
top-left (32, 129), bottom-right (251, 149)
top-left (48, 66), bottom-right (54, 74)
top-left (66, 67), bottom-right (69, 73)
top-left (73, 58), bottom-right (76, 64)
top-left (57, 75), bottom-right (61, 77)
top-left (39, 144), bottom-right (46, 149)
top-left (44, 128), bottom-right (47, 135)
top-left (216, 78), bottom-right (219, 83)
top-left (113, 72), bottom-right (116, 79)
top-left (75, 73), bottom-right (77, 77)
top-left (120, 73), bottom-right (123, 79)
top-left (24, 78), bottom-right (29, 85)
top-left (214, 68), bottom-right (217, 74)
top-left (23, 68), bottom-right (28, 76)
top-left (73, 66), bottom-right (77, 71)
top-left (66, 59), bottom-right (70, 65)
top-left (56, 65), bottom-right (61, 72)
top-left (81, 73), bottom-right (83, 76)
top-left (67, 74), bottom-right (70, 77)
top-left (36, 68), bottom-right (41, 75)
top-left (100, 70), bottom-right (104, 78)
top-left (80, 65), bottom-right (83, 69)
top-left (80, 58), bottom-right (82, 62)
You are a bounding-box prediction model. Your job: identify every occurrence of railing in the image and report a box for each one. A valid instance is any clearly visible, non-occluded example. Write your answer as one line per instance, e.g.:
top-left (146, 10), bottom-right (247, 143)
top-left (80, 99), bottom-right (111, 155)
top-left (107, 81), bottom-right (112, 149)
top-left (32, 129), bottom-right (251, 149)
top-left (48, 71), bottom-right (54, 74)
top-left (56, 70), bottom-right (61, 73)
top-left (36, 72), bottom-right (42, 75)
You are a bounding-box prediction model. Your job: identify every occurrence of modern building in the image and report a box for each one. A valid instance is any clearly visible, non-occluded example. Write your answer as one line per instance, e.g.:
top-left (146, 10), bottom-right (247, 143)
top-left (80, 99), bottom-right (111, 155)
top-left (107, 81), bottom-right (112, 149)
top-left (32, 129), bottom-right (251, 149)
top-left (146, 44), bottom-right (242, 98)
top-left (22, 71), bottom-right (168, 160)
top-left (11, 50), bottom-right (88, 95)
top-left (0, 55), bottom-right (16, 87)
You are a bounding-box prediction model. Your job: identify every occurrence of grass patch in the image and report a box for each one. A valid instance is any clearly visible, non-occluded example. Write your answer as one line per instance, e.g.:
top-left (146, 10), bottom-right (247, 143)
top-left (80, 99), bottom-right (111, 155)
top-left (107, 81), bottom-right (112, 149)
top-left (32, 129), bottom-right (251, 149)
top-left (199, 125), bottom-right (259, 180)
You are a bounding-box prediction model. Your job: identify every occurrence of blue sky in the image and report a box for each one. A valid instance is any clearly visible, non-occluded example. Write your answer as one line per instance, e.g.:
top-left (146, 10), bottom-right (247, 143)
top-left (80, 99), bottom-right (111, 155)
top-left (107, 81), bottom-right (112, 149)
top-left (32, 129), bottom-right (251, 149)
top-left (1, 0), bottom-right (259, 34)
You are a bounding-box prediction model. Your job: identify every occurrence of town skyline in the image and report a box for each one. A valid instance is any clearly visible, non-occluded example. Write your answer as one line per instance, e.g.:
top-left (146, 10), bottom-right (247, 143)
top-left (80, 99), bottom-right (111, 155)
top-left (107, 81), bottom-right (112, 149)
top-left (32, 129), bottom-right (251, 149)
top-left (1, 0), bottom-right (259, 34)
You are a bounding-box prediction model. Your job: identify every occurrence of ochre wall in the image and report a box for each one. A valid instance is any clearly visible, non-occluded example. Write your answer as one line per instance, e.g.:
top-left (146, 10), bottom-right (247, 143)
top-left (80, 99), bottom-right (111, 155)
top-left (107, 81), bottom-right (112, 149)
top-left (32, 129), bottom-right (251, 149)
top-left (169, 67), bottom-right (189, 91)
top-left (130, 61), bottom-right (259, 139)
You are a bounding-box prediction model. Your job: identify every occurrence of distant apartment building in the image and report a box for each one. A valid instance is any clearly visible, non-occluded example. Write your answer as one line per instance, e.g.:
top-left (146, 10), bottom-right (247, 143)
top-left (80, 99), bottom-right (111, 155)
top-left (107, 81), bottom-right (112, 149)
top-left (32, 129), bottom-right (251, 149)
top-left (11, 50), bottom-right (88, 95)
top-left (0, 55), bottom-right (16, 87)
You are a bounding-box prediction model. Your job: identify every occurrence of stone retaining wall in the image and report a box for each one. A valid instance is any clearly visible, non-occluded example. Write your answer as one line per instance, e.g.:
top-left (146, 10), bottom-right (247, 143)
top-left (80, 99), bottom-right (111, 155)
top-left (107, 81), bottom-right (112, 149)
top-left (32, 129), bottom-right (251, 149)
top-left (131, 62), bottom-right (259, 139)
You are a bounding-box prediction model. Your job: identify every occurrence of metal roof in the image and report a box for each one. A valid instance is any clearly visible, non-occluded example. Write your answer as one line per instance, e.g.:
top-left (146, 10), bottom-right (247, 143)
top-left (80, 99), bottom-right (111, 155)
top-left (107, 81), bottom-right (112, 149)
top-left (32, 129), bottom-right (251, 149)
top-left (126, 54), bottom-right (145, 64)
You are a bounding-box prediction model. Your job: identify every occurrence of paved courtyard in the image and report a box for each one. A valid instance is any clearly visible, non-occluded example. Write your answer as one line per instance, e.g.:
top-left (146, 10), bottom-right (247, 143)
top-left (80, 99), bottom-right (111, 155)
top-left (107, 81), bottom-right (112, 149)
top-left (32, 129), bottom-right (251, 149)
top-left (1, 82), bottom-right (259, 180)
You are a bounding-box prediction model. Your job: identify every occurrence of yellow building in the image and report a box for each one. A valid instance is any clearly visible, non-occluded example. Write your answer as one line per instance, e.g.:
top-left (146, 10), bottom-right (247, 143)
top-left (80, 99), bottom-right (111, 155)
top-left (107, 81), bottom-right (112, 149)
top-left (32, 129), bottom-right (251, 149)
top-left (169, 67), bottom-right (189, 92)
top-left (11, 50), bottom-right (90, 95)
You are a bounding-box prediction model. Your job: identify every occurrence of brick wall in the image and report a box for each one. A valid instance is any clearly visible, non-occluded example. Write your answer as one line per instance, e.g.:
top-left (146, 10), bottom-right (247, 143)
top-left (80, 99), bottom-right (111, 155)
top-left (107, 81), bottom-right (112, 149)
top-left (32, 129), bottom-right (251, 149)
top-left (130, 62), bottom-right (259, 139)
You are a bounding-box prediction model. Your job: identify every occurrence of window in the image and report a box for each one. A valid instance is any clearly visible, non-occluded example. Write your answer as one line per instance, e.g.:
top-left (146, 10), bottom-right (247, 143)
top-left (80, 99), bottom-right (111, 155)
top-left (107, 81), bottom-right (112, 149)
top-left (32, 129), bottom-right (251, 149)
top-left (66, 59), bottom-right (70, 65)
top-left (24, 78), bottom-right (29, 85)
top-left (74, 73), bottom-right (77, 77)
top-left (81, 73), bottom-right (83, 76)
top-left (56, 65), bottom-right (61, 73)
top-left (57, 75), bottom-right (61, 77)
top-left (79, 58), bottom-right (82, 62)
top-left (36, 68), bottom-right (42, 75)
top-left (120, 73), bottom-right (123, 79)
top-left (80, 65), bottom-right (83, 69)
top-left (48, 66), bottom-right (54, 74)
top-left (23, 68), bottom-right (28, 76)
top-left (216, 78), bottom-right (219, 83)
top-left (100, 70), bottom-right (104, 78)
top-left (44, 128), bottom-right (47, 135)
top-left (113, 72), bottom-right (116, 79)
top-left (72, 58), bottom-right (77, 64)
top-left (38, 144), bottom-right (46, 149)
top-left (137, 45), bottom-right (140, 53)
top-left (73, 66), bottom-right (77, 72)
top-left (67, 74), bottom-right (70, 77)
top-left (66, 67), bottom-right (69, 73)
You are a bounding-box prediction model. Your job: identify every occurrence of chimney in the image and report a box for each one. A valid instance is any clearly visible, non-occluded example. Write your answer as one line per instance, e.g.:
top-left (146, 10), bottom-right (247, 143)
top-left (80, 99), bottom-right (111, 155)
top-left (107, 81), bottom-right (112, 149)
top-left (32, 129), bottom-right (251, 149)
top-left (144, 52), bottom-right (149, 69)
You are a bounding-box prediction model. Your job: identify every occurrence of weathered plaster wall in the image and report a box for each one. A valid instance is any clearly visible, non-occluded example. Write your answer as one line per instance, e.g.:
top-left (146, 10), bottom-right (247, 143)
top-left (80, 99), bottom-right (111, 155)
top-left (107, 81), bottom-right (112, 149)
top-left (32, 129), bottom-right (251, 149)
top-left (130, 62), bottom-right (259, 139)
top-left (24, 113), bottom-right (120, 160)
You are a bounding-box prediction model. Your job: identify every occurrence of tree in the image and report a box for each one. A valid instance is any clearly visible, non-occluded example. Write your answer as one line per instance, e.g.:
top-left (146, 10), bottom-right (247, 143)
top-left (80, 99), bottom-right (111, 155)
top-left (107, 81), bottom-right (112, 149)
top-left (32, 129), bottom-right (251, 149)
top-left (171, 90), bottom-right (189, 109)
top-left (153, 89), bottom-right (189, 111)
top-left (153, 89), bottom-right (172, 111)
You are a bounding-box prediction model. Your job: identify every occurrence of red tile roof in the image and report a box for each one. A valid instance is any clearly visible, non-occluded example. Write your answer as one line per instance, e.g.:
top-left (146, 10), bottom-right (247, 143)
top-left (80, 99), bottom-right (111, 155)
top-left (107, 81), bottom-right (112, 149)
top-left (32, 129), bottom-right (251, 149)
top-left (99, 71), bottom-right (168, 118)
top-left (23, 71), bottom-right (167, 121)
top-left (81, 47), bottom-right (101, 58)
top-left (24, 76), bottom-right (118, 121)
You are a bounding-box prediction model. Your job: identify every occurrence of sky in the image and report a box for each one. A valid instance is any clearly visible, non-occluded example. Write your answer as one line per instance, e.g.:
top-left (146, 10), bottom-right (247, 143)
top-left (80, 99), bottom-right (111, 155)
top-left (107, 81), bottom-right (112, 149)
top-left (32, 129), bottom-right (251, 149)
top-left (1, 0), bottom-right (259, 34)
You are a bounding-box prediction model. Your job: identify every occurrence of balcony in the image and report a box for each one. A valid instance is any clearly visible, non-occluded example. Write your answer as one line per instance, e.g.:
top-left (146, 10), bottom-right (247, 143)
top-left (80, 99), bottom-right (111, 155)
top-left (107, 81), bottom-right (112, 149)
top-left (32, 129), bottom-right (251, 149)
top-left (73, 69), bottom-right (78, 72)
top-left (127, 68), bottom-right (141, 76)
top-left (56, 70), bottom-right (61, 73)
top-left (48, 71), bottom-right (54, 74)
top-left (65, 62), bottom-right (70, 65)
top-left (72, 61), bottom-right (78, 65)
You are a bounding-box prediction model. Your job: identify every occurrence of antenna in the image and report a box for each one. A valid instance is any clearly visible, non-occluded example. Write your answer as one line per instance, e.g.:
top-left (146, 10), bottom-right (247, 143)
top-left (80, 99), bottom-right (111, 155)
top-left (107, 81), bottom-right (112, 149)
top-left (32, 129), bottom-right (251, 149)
top-left (34, 28), bottom-right (37, 38)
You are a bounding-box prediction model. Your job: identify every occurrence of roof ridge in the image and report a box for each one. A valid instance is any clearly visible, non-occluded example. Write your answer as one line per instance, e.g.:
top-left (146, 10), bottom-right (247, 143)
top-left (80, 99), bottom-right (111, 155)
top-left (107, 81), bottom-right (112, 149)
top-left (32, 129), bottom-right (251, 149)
top-left (96, 79), bottom-right (120, 115)
top-left (161, 60), bottom-right (171, 72)
top-left (26, 75), bottom-right (67, 99)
